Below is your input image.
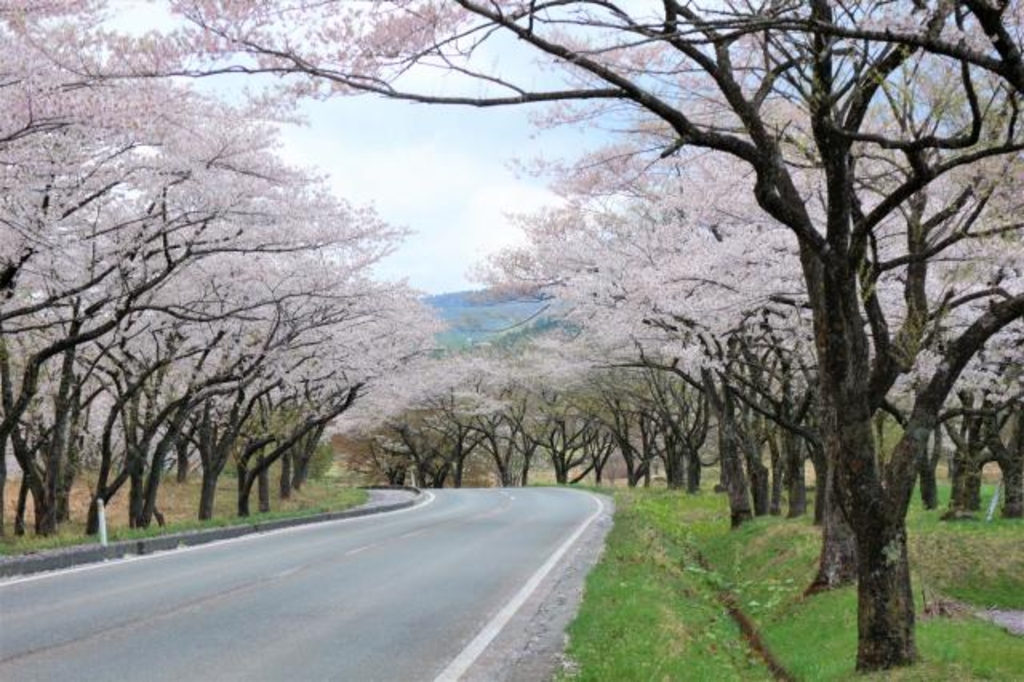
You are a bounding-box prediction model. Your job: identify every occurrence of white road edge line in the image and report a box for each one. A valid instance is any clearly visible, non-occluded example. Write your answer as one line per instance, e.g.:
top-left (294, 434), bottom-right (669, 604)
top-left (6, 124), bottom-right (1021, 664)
top-left (0, 492), bottom-right (436, 588)
top-left (433, 490), bottom-right (606, 682)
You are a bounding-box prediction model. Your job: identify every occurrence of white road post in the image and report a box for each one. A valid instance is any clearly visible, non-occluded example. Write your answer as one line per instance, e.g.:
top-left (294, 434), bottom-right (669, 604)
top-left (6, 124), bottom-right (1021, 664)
top-left (97, 498), bottom-right (108, 546)
top-left (985, 480), bottom-right (1002, 522)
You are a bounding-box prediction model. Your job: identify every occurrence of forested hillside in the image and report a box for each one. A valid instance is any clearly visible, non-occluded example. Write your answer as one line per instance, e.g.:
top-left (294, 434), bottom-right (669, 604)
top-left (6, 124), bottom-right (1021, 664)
top-left (426, 291), bottom-right (553, 348)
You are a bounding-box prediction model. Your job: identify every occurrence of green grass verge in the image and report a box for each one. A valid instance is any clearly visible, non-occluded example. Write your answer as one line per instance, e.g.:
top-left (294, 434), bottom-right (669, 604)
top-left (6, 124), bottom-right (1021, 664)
top-left (560, 491), bottom-right (772, 681)
top-left (563, 486), bottom-right (1024, 681)
top-left (907, 484), bottom-right (1024, 610)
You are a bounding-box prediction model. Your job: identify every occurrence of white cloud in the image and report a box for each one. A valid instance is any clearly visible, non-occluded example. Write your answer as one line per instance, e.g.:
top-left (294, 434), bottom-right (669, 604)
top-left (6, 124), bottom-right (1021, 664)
top-left (107, 2), bottom-right (585, 293)
top-left (277, 97), bottom-right (564, 293)
top-left (461, 182), bottom-right (555, 254)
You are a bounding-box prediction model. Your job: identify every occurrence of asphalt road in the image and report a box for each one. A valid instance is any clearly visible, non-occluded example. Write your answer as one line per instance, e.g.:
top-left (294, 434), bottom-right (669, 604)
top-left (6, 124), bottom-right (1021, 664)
top-left (0, 488), bottom-right (603, 682)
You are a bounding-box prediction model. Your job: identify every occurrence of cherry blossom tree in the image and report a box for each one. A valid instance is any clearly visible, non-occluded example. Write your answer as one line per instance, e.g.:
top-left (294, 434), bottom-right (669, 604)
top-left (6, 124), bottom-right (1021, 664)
top-left (1, 6), bottom-right (440, 534)
top-left (486, 140), bottom-right (1021, 660)
top-left (12, 1), bottom-right (1024, 668)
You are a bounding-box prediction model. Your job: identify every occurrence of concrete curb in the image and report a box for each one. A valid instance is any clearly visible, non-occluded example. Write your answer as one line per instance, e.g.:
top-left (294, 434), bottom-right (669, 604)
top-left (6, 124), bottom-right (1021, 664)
top-left (362, 485), bottom-right (422, 494)
top-left (0, 487), bottom-right (422, 580)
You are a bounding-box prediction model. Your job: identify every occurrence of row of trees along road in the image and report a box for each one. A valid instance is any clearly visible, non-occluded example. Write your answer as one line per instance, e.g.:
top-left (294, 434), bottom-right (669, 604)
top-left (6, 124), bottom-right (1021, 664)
top-left (3, 1), bottom-right (1022, 672)
top-left (345, 313), bottom-right (1019, 530)
top-left (0, 7), bottom-right (439, 538)
top-left (347, 348), bottom-right (717, 494)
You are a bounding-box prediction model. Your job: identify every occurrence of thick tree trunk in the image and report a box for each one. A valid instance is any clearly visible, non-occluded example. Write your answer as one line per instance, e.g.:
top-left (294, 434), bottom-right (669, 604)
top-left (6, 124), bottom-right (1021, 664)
top-left (14, 476), bottom-right (29, 536)
top-left (32, 487), bottom-right (55, 536)
top-left (279, 450), bottom-right (292, 500)
top-left (128, 467), bottom-right (144, 529)
top-left (809, 443), bottom-right (827, 525)
top-left (832, 410), bottom-right (917, 669)
top-left (918, 456), bottom-right (938, 511)
top-left (198, 468), bottom-right (219, 521)
top-left (237, 463), bottom-right (252, 518)
top-left (621, 447), bottom-right (640, 488)
top-left (453, 452), bottom-right (465, 488)
top-left (21, 459), bottom-right (57, 536)
top-left (58, 393), bottom-right (85, 526)
top-left (140, 429), bottom-right (179, 529)
top-left (769, 434), bottom-right (784, 516)
top-left (997, 410), bottom-right (1023, 519)
top-left (963, 459), bottom-right (984, 511)
top-left (390, 468), bottom-right (406, 486)
top-left (808, 453), bottom-right (857, 592)
top-left (748, 454), bottom-right (770, 516)
top-left (55, 464), bottom-right (76, 524)
top-left (945, 414), bottom-right (986, 517)
top-left (86, 496), bottom-right (101, 536)
top-left (56, 496), bottom-right (71, 526)
top-left (918, 428), bottom-right (941, 510)
top-left (25, 324), bottom-right (83, 537)
top-left (845, 416), bottom-right (929, 671)
top-left (432, 468), bottom-right (447, 488)
top-left (494, 457), bottom-right (511, 487)
top-left (1003, 457), bottom-right (1023, 518)
top-left (720, 435), bottom-right (752, 526)
top-left (0, 435), bottom-right (5, 537)
top-left (176, 438), bottom-right (190, 484)
top-left (292, 453), bottom-right (310, 492)
top-left (703, 371), bottom-right (752, 527)
top-left (664, 445), bottom-right (686, 490)
top-left (290, 428), bottom-right (324, 492)
top-left (258, 464), bottom-right (270, 513)
top-left (39, 338), bottom-right (78, 536)
top-left (29, 486), bottom-right (55, 537)
top-left (737, 414), bottom-right (768, 515)
top-left (804, 243), bottom-right (918, 670)
top-left (855, 523), bottom-right (916, 671)
top-left (785, 433), bottom-right (807, 518)
top-left (970, 410), bottom-right (1021, 518)
top-left (947, 456), bottom-right (984, 516)
top-left (686, 452), bottom-right (701, 494)
top-left (718, 422), bottom-right (753, 526)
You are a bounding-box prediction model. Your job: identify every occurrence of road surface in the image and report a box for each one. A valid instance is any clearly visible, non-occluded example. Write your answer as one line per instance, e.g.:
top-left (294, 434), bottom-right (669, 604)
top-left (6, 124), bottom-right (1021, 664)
top-left (0, 488), bottom-right (605, 681)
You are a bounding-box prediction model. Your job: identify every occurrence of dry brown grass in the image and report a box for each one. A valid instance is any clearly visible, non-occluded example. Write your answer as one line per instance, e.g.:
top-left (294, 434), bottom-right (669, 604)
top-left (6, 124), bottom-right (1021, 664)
top-left (4, 474), bottom-right (234, 532)
top-left (2, 464), bottom-right (365, 553)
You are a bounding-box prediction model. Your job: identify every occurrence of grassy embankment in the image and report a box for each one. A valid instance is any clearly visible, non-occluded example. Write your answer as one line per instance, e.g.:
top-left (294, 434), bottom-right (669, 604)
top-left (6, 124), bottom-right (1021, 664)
top-left (563, 485), bottom-right (1024, 681)
top-left (1, 465), bottom-right (367, 556)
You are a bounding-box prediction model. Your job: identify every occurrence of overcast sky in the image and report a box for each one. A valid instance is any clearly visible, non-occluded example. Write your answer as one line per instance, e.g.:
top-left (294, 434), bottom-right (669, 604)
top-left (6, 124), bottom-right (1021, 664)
top-left (111, 1), bottom-right (591, 295)
top-left (277, 96), bottom-right (573, 294)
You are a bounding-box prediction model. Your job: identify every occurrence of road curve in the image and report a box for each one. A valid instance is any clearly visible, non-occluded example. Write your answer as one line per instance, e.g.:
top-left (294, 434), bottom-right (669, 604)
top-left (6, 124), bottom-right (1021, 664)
top-left (0, 488), bottom-right (604, 681)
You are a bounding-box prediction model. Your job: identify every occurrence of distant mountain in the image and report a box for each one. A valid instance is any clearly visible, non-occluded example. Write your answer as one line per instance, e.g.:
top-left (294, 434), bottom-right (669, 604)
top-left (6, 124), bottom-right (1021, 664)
top-left (425, 290), bottom-right (553, 348)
